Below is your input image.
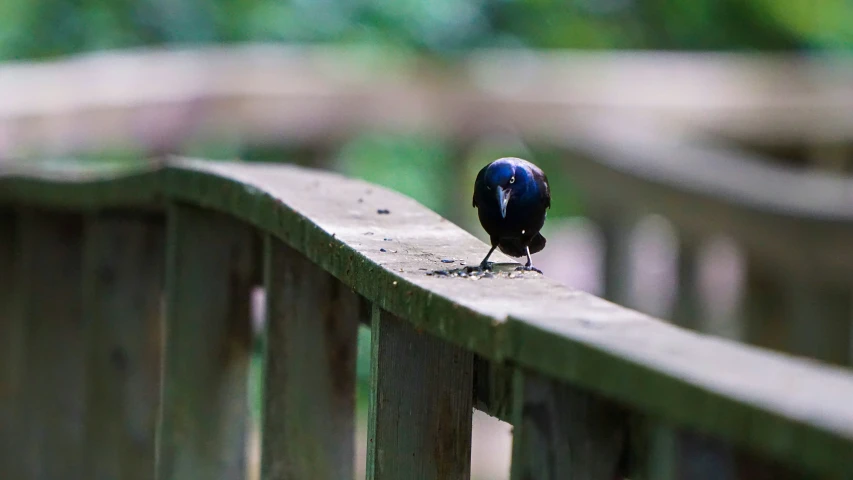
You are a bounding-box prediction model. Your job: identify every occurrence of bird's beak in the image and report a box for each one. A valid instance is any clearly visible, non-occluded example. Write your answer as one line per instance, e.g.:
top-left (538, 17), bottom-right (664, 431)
top-left (498, 186), bottom-right (511, 218)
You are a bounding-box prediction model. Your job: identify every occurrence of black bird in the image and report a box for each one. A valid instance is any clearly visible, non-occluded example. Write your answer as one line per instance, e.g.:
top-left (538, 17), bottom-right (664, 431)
top-left (472, 157), bottom-right (551, 272)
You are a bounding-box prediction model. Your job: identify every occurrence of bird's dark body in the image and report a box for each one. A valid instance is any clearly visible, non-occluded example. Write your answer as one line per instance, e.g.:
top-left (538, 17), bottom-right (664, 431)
top-left (472, 158), bottom-right (550, 266)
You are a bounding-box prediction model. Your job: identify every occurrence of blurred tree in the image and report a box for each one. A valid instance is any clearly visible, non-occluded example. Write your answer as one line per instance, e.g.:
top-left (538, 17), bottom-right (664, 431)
top-left (0, 0), bottom-right (846, 61)
top-left (334, 133), bottom-right (451, 213)
top-left (755, 0), bottom-right (853, 50)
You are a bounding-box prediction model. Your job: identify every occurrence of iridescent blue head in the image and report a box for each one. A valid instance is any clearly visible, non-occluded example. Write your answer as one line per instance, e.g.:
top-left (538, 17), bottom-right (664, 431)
top-left (483, 157), bottom-right (536, 218)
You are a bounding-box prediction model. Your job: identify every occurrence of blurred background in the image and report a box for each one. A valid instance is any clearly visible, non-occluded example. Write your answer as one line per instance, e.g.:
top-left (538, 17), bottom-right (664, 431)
top-left (2, 1), bottom-right (853, 478)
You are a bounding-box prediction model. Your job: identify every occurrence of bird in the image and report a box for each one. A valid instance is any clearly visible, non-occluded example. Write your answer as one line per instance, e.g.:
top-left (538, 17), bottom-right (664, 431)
top-left (472, 157), bottom-right (551, 272)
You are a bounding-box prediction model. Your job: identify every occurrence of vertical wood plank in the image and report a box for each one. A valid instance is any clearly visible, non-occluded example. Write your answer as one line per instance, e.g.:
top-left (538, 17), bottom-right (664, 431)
top-left (597, 215), bottom-right (634, 307)
top-left (673, 236), bottom-right (702, 331)
top-left (157, 203), bottom-right (255, 480)
top-left (509, 369), bottom-right (627, 480)
top-left (642, 422), bottom-right (677, 480)
top-left (674, 431), bottom-right (737, 480)
top-left (785, 280), bottom-right (852, 366)
top-left (472, 356), bottom-right (514, 423)
top-left (18, 210), bottom-right (87, 480)
top-left (82, 214), bottom-right (165, 480)
top-left (745, 259), bottom-right (852, 367)
top-left (260, 235), bottom-right (359, 480)
top-left (366, 307), bottom-right (474, 480)
top-left (742, 261), bottom-right (787, 352)
top-left (625, 417), bottom-right (678, 480)
top-left (0, 212), bottom-right (24, 478)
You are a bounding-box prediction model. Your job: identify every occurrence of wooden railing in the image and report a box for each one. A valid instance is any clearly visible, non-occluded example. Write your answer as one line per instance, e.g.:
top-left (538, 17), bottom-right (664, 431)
top-left (3, 45), bottom-right (853, 369)
top-left (2, 45), bottom-right (853, 159)
top-left (2, 158), bottom-right (853, 479)
top-left (553, 120), bottom-right (853, 366)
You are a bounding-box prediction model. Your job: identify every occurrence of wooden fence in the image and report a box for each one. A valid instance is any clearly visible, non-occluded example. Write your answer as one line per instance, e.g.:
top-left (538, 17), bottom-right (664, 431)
top-left (2, 158), bottom-right (853, 479)
top-left (3, 48), bottom-right (853, 366)
top-left (553, 120), bottom-right (853, 366)
top-left (2, 45), bottom-right (853, 160)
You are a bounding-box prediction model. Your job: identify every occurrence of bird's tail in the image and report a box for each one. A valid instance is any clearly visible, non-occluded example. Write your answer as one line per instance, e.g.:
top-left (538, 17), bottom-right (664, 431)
top-left (497, 233), bottom-right (547, 258)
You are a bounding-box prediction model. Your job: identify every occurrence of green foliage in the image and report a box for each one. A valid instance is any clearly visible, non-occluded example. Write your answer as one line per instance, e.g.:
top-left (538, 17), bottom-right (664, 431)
top-left (487, 0), bottom-right (806, 50)
top-left (334, 133), bottom-right (452, 214)
top-left (755, 0), bottom-right (853, 50)
top-left (1, 0), bottom-right (849, 61)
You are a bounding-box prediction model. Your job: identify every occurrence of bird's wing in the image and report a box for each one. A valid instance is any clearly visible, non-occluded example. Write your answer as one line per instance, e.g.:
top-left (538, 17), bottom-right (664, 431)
top-left (473, 166), bottom-right (486, 208)
top-left (537, 170), bottom-right (551, 209)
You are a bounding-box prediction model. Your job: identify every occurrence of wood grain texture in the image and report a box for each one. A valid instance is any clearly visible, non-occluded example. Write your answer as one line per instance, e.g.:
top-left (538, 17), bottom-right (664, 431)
top-left (367, 306), bottom-right (474, 480)
top-left (157, 203), bottom-right (255, 480)
top-left (473, 356), bottom-right (514, 423)
top-left (0, 212), bottom-right (24, 478)
top-left (82, 213), bottom-right (165, 480)
top-left (3, 159), bottom-right (853, 476)
top-left (17, 210), bottom-right (86, 480)
top-left (261, 235), bottom-right (359, 480)
top-left (509, 369), bottom-right (628, 480)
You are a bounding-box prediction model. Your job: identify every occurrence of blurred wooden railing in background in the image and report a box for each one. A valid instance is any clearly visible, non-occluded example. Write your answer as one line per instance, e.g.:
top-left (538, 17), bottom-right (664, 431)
top-left (2, 45), bottom-right (853, 160)
top-left (3, 45), bottom-right (851, 369)
top-left (2, 158), bottom-right (853, 480)
top-left (553, 119), bottom-right (853, 367)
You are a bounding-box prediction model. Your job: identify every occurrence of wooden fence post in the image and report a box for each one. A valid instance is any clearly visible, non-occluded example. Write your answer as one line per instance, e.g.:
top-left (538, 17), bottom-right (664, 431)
top-left (509, 370), bottom-right (628, 480)
top-left (82, 214), bottom-right (165, 480)
top-left (156, 204), bottom-right (255, 480)
top-left (17, 210), bottom-right (87, 480)
top-left (639, 421), bottom-right (678, 480)
top-left (0, 212), bottom-right (24, 478)
top-left (260, 235), bottom-right (360, 479)
top-left (366, 306), bottom-right (474, 480)
top-left (785, 280), bottom-right (852, 366)
top-left (743, 260), bottom-right (787, 352)
top-left (472, 356), bottom-right (514, 423)
top-left (673, 236), bottom-right (703, 331)
top-left (597, 215), bottom-right (635, 307)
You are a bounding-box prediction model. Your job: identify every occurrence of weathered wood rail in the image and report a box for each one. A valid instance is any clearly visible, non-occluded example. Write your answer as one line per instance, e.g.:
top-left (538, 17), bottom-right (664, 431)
top-left (2, 158), bottom-right (853, 479)
top-left (554, 120), bottom-right (853, 366)
top-left (2, 45), bottom-right (853, 159)
top-left (3, 47), bottom-right (852, 364)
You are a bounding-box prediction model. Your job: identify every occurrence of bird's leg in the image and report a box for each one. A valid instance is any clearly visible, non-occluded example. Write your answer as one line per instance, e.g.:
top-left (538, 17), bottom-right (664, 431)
top-left (479, 245), bottom-right (497, 271)
top-left (520, 246), bottom-right (542, 273)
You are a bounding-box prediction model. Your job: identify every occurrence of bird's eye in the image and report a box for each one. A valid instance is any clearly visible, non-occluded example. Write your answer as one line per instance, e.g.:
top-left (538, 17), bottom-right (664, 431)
top-left (509, 176), bottom-right (515, 184)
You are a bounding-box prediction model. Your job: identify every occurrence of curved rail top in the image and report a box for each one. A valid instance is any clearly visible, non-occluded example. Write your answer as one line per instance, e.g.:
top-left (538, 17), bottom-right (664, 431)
top-left (2, 158), bottom-right (853, 475)
top-left (562, 120), bottom-right (853, 221)
top-left (555, 121), bottom-right (853, 280)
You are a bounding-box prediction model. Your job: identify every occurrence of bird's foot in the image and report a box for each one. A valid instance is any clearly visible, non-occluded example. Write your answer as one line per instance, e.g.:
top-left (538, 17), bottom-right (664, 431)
top-left (515, 265), bottom-right (543, 274)
top-left (479, 261), bottom-right (494, 271)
